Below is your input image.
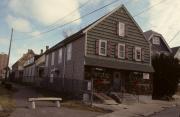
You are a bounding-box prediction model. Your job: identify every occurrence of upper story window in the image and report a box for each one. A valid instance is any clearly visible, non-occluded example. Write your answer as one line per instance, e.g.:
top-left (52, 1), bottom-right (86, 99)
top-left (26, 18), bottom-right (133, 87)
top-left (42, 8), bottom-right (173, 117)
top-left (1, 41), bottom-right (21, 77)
top-left (118, 43), bottom-right (125, 59)
top-left (67, 43), bottom-right (72, 61)
top-left (135, 47), bottom-right (141, 61)
top-left (153, 37), bottom-right (160, 45)
top-left (99, 40), bottom-right (107, 56)
top-left (118, 22), bottom-right (125, 37)
top-left (45, 55), bottom-right (49, 67)
top-left (58, 48), bottom-right (62, 63)
top-left (51, 52), bottom-right (55, 65)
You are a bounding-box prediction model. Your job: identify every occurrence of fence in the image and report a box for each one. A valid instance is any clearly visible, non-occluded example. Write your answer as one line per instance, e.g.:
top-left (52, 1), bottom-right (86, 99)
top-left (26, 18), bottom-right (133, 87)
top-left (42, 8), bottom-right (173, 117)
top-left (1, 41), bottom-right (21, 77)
top-left (39, 77), bottom-right (91, 99)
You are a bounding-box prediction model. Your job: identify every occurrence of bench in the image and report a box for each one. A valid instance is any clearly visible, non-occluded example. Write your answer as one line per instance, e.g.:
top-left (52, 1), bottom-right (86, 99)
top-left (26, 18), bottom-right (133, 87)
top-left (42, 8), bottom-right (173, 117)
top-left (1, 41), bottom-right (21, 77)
top-left (28, 97), bottom-right (62, 109)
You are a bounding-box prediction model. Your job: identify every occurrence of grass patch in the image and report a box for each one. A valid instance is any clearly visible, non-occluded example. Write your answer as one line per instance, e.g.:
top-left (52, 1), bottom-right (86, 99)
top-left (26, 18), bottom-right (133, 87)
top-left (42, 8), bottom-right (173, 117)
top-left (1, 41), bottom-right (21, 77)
top-left (0, 84), bottom-right (16, 117)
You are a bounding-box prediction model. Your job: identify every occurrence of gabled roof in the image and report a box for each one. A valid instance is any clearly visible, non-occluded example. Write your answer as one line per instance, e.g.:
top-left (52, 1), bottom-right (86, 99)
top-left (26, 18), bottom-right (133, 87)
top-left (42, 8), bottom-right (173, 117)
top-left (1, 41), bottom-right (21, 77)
top-left (144, 30), bottom-right (172, 53)
top-left (171, 46), bottom-right (180, 55)
top-left (46, 4), bottom-right (150, 54)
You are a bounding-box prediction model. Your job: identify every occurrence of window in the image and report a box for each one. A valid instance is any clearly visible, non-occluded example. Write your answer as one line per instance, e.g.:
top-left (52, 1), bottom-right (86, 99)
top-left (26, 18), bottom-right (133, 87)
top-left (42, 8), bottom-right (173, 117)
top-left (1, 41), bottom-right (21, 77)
top-left (67, 43), bottom-right (72, 61)
top-left (118, 43), bottom-right (125, 59)
top-left (99, 40), bottom-right (107, 56)
top-left (118, 22), bottom-right (125, 37)
top-left (45, 55), bottom-right (49, 67)
top-left (58, 48), bottom-right (62, 63)
top-left (153, 37), bottom-right (160, 45)
top-left (51, 52), bottom-right (55, 65)
top-left (135, 47), bottom-right (141, 61)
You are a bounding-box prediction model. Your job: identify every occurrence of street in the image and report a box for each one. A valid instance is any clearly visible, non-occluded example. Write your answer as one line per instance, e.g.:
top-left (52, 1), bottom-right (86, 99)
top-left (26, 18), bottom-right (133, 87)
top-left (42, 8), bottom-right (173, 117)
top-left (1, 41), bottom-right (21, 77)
top-left (148, 106), bottom-right (180, 117)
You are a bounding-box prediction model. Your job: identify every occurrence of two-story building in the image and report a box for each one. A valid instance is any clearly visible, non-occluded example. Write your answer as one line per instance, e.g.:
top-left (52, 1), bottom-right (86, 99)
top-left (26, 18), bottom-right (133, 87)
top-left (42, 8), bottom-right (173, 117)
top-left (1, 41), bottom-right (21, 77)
top-left (12, 49), bottom-right (35, 81)
top-left (44, 5), bottom-right (154, 96)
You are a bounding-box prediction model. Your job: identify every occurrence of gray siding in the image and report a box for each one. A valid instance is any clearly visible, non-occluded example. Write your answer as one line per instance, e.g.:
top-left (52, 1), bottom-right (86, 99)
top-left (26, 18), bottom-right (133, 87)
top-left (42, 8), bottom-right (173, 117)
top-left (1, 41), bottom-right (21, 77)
top-left (46, 36), bottom-right (85, 80)
top-left (86, 7), bottom-right (150, 64)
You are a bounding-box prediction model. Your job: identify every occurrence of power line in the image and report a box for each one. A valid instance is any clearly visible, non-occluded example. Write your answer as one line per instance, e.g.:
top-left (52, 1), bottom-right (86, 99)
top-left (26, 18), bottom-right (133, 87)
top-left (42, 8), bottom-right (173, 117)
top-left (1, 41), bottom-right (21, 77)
top-left (14, 0), bottom-right (91, 34)
top-left (168, 30), bottom-right (180, 44)
top-left (133, 0), bottom-right (168, 17)
top-left (15, 0), bottom-right (120, 40)
top-left (16, 0), bottom-right (168, 40)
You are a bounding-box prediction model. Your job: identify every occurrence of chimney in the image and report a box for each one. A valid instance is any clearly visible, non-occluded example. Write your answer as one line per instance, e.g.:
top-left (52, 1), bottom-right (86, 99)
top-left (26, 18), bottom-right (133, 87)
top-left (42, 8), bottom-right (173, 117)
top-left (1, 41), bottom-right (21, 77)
top-left (46, 46), bottom-right (49, 50)
top-left (40, 49), bottom-right (43, 54)
top-left (28, 49), bottom-right (31, 53)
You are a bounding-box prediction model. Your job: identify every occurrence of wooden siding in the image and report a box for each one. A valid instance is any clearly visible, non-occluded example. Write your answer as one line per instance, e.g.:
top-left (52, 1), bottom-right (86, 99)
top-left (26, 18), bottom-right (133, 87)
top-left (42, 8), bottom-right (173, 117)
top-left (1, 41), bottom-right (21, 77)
top-left (46, 36), bottom-right (85, 80)
top-left (86, 7), bottom-right (150, 64)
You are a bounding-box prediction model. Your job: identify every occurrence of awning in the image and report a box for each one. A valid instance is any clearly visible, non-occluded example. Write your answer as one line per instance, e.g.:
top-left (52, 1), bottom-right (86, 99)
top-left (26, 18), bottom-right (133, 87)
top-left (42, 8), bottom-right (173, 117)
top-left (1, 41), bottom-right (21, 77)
top-left (85, 57), bottom-right (154, 73)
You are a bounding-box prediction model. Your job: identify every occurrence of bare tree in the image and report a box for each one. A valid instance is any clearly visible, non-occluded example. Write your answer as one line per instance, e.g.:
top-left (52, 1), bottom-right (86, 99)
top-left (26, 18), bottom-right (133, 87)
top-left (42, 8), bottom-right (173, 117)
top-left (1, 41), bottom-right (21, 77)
top-left (62, 28), bottom-right (74, 38)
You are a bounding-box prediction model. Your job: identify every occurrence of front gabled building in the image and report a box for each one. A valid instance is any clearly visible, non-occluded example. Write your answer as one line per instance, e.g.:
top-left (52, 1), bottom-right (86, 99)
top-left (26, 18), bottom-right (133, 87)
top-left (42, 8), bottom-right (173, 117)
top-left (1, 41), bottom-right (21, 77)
top-left (44, 5), bottom-right (154, 95)
top-left (12, 49), bottom-right (35, 81)
top-left (144, 30), bottom-right (172, 56)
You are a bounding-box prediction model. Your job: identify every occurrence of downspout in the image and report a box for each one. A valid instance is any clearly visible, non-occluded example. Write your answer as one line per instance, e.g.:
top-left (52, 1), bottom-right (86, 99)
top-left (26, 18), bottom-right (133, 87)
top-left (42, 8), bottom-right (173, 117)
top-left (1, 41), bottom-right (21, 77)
top-left (62, 47), bottom-right (66, 90)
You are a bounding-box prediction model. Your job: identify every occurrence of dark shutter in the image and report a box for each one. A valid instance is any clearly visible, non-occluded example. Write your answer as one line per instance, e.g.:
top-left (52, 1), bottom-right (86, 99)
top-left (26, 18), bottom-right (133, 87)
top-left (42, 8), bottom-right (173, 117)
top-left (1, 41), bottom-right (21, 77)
top-left (115, 44), bottom-right (118, 58)
top-left (125, 45), bottom-right (129, 60)
top-left (117, 22), bottom-right (119, 35)
top-left (107, 41), bottom-right (111, 57)
top-left (132, 47), bottom-right (135, 60)
top-left (142, 48), bottom-right (145, 62)
top-left (95, 40), bottom-right (99, 55)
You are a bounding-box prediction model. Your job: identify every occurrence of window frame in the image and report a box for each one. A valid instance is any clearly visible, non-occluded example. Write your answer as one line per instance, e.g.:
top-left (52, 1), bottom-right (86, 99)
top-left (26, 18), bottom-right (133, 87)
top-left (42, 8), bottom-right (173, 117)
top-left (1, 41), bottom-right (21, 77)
top-left (99, 40), bottom-right (107, 56)
top-left (51, 52), bottom-right (55, 66)
top-left (152, 36), bottom-right (160, 45)
top-left (118, 22), bottom-right (125, 37)
top-left (58, 48), bottom-right (62, 64)
top-left (67, 43), bottom-right (72, 61)
top-left (135, 47), bottom-right (142, 61)
top-left (118, 43), bottom-right (125, 59)
top-left (45, 54), bottom-right (49, 67)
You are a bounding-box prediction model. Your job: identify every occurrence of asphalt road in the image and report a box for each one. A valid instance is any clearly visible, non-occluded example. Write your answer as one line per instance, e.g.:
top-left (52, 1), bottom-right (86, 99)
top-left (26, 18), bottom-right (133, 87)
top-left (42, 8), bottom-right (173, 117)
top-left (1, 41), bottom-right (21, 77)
top-left (148, 106), bottom-right (180, 117)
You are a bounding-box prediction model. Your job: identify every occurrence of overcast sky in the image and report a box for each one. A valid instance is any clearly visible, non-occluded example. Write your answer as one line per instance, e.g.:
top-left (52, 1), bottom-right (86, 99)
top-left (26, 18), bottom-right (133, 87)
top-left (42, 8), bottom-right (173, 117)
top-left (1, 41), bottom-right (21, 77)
top-left (0, 0), bottom-right (180, 66)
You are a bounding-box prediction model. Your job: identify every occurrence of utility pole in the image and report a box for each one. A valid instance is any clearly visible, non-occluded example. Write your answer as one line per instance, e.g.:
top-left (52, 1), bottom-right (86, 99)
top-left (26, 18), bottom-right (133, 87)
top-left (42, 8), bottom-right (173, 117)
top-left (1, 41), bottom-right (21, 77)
top-left (5, 28), bottom-right (13, 81)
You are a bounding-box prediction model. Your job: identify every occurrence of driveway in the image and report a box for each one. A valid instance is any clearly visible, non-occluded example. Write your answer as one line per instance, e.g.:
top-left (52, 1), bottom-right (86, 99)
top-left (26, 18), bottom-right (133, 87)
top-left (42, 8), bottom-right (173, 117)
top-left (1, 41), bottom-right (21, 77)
top-left (10, 84), bottom-right (102, 117)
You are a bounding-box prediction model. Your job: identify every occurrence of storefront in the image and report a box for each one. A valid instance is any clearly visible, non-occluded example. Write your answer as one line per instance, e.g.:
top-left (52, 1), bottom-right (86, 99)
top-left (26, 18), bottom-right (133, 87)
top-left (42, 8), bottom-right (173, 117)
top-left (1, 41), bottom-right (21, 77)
top-left (85, 66), bottom-right (152, 95)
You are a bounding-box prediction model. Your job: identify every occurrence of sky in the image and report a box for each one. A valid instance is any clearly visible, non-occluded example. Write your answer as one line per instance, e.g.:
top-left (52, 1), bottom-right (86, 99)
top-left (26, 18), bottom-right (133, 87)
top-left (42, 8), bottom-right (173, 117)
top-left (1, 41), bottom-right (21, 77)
top-left (0, 0), bottom-right (180, 67)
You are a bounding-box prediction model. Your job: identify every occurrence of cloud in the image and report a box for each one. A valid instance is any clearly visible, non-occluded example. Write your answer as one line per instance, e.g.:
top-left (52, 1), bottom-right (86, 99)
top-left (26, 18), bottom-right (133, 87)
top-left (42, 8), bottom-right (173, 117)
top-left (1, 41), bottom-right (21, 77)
top-left (147, 0), bottom-right (180, 47)
top-left (0, 37), bottom-right (9, 46)
top-left (8, 0), bottom-right (83, 26)
top-left (6, 15), bottom-right (32, 32)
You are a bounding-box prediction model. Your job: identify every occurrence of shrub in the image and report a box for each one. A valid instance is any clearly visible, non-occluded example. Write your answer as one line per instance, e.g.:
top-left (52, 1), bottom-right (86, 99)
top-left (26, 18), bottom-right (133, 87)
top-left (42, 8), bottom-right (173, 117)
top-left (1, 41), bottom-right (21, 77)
top-left (152, 54), bottom-right (180, 100)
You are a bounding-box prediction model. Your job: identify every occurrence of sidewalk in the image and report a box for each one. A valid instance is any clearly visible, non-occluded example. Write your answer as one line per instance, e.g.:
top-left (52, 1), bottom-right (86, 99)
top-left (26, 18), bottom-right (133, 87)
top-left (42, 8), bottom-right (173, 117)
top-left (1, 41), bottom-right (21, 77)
top-left (9, 84), bottom-right (102, 117)
top-left (95, 95), bottom-right (180, 117)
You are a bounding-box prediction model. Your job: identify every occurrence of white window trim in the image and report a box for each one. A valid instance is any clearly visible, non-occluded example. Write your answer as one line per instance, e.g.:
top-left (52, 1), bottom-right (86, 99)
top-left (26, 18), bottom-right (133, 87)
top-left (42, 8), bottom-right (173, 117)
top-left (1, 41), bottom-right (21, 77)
top-left (152, 37), bottom-right (160, 45)
top-left (51, 52), bottom-right (55, 66)
top-left (118, 43), bottom-right (125, 59)
top-left (67, 43), bottom-right (72, 61)
top-left (135, 47), bottom-right (142, 61)
top-left (58, 48), bottom-right (62, 64)
top-left (118, 22), bottom-right (125, 37)
top-left (99, 40), bottom-right (107, 56)
top-left (45, 55), bottom-right (49, 67)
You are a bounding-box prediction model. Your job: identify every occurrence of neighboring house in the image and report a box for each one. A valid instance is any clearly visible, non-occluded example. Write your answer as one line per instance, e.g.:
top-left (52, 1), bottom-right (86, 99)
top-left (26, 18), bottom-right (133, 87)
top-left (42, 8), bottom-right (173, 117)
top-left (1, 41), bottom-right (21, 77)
top-left (35, 51), bottom-right (45, 78)
top-left (0, 53), bottom-right (8, 79)
top-left (44, 5), bottom-right (154, 96)
top-left (172, 46), bottom-right (180, 62)
top-left (23, 55), bottom-right (41, 83)
top-left (144, 30), bottom-right (172, 56)
top-left (12, 49), bottom-right (35, 81)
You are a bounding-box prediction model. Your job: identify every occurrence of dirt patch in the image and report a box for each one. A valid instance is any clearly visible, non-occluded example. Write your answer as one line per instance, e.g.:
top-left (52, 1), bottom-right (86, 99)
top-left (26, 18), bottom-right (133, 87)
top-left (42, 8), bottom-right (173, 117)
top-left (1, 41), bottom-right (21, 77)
top-left (0, 84), bottom-right (16, 117)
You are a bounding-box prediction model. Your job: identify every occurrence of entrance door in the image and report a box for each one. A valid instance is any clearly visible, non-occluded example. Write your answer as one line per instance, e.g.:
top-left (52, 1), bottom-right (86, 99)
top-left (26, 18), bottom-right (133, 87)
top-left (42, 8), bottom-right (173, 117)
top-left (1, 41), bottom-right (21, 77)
top-left (113, 72), bottom-right (123, 92)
